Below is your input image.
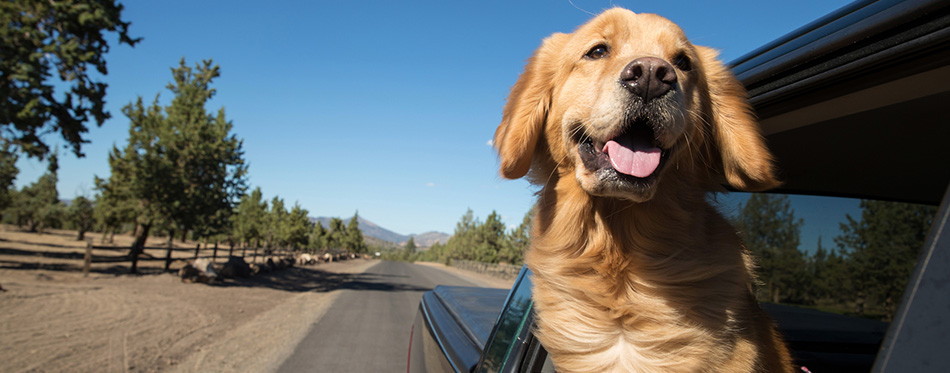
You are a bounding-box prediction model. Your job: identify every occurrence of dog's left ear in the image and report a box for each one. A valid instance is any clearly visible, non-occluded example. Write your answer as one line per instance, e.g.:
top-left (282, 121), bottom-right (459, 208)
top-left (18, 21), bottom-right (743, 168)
top-left (697, 46), bottom-right (780, 191)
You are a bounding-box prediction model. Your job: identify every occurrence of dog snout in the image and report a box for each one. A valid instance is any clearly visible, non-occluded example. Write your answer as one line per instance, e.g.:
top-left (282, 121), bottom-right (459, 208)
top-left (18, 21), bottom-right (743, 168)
top-left (619, 57), bottom-right (677, 102)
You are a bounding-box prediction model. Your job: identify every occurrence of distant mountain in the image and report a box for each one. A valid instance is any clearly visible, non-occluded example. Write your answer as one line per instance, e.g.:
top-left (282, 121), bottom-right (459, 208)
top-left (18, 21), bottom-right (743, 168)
top-left (411, 231), bottom-right (450, 247)
top-left (310, 215), bottom-right (449, 247)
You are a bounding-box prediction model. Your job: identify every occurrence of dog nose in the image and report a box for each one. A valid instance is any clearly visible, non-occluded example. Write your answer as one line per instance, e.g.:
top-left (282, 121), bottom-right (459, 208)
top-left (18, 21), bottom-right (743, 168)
top-left (619, 57), bottom-right (677, 101)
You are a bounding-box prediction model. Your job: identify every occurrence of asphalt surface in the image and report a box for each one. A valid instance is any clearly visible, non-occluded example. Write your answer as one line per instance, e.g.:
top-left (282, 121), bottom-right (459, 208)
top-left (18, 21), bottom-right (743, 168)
top-left (277, 260), bottom-right (483, 372)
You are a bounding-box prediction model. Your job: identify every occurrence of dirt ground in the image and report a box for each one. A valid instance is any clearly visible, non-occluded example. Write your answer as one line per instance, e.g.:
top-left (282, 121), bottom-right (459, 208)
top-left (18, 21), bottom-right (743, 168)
top-left (0, 225), bottom-right (510, 373)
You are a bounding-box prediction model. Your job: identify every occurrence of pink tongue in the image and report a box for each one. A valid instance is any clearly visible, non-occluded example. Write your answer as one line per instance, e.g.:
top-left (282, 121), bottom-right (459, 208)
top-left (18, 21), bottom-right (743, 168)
top-left (604, 139), bottom-right (661, 178)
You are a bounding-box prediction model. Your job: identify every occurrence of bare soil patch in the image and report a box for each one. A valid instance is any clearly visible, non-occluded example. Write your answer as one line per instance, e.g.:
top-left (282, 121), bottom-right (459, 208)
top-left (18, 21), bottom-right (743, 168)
top-left (0, 225), bottom-right (377, 372)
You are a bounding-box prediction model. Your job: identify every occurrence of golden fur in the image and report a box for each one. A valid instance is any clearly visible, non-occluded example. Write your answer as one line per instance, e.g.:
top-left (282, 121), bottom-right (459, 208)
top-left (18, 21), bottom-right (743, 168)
top-left (494, 9), bottom-right (793, 372)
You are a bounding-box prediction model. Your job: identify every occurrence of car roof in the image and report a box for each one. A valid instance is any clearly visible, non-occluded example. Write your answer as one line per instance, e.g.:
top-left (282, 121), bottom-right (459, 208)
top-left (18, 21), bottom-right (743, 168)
top-left (731, 0), bottom-right (950, 205)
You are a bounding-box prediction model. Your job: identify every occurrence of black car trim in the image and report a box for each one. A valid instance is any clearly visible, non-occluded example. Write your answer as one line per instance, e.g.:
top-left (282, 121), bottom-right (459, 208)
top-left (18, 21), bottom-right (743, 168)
top-left (419, 293), bottom-right (467, 373)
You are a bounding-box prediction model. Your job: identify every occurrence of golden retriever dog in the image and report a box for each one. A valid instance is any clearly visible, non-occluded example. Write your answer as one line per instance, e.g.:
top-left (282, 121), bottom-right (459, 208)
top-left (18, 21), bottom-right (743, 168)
top-left (493, 8), bottom-right (793, 373)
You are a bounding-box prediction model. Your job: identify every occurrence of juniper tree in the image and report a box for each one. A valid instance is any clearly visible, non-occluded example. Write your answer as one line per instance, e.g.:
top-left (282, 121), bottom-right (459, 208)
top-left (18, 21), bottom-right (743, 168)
top-left (103, 59), bottom-right (247, 273)
top-left (67, 195), bottom-right (95, 240)
top-left (1, 0), bottom-right (139, 159)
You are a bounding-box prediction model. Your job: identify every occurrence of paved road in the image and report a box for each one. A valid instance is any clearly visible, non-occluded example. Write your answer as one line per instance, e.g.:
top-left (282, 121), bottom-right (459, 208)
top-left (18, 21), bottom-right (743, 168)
top-left (278, 260), bottom-right (484, 372)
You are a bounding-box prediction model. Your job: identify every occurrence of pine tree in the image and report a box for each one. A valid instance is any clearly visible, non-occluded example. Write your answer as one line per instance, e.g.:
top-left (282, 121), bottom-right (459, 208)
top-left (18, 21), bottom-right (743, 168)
top-left (405, 237), bottom-right (417, 254)
top-left (734, 193), bottom-right (805, 303)
top-left (835, 200), bottom-right (936, 319)
top-left (286, 203), bottom-right (312, 251)
top-left (327, 218), bottom-right (346, 250)
top-left (474, 211), bottom-right (506, 263)
top-left (231, 187), bottom-right (267, 249)
top-left (346, 212), bottom-right (366, 254)
top-left (804, 236), bottom-right (850, 304)
top-left (265, 196), bottom-right (287, 251)
top-left (445, 209), bottom-right (476, 261)
top-left (499, 210), bottom-right (532, 265)
top-left (309, 221), bottom-right (328, 252)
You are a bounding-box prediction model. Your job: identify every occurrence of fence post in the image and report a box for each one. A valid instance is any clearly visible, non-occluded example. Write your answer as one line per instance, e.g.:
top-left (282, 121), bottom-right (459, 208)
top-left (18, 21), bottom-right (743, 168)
top-left (213, 242), bottom-right (219, 262)
top-left (193, 243), bottom-right (200, 259)
top-left (164, 236), bottom-right (173, 272)
top-left (82, 240), bottom-right (93, 277)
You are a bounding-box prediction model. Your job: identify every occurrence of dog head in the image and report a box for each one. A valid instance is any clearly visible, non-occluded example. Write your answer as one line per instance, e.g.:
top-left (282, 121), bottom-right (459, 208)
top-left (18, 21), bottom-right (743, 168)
top-left (494, 8), bottom-right (779, 202)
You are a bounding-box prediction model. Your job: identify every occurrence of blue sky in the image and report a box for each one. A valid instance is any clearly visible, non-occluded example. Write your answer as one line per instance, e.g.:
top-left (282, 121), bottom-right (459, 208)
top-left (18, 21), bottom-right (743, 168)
top-left (17, 0), bottom-right (856, 241)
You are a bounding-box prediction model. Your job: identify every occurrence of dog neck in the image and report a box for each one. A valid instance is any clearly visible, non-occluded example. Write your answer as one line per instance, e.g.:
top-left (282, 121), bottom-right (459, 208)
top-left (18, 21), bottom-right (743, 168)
top-left (525, 173), bottom-right (762, 372)
top-left (528, 171), bottom-right (751, 307)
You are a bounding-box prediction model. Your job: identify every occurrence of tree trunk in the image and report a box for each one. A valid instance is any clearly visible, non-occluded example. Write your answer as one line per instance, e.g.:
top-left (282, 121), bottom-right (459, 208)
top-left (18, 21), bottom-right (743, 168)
top-left (77, 229), bottom-right (86, 241)
top-left (108, 226), bottom-right (116, 244)
top-left (130, 222), bottom-right (151, 274)
top-left (213, 242), bottom-right (219, 261)
top-left (181, 228), bottom-right (189, 243)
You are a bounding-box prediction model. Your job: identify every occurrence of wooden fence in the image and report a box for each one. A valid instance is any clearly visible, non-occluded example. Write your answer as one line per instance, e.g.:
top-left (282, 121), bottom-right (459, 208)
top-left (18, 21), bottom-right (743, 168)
top-left (451, 259), bottom-right (523, 281)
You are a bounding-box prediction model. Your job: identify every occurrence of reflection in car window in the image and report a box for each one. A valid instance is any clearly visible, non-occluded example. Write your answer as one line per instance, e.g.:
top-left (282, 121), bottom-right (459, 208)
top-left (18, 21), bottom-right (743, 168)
top-left (718, 192), bottom-right (936, 321)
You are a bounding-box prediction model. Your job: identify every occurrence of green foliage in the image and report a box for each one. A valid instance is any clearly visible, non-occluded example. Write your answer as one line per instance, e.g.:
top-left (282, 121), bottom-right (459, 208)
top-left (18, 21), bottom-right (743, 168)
top-left (415, 208), bottom-right (529, 266)
top-left (8, 153), bottom-right (62, 232)
top-left (100, 59), bottom-right (247, 272)
top-left (835, 200), bottom-right (936, 319)
top-left (67, 196), bottom-right (95, 240)
top-left (265, 196), bottom-right (287, 250)
top-left (1, 0), bottom-right (139, 159)
top-left (345, 212), bottom-right (367, 253)
top-left (231, 187), bottom-right (267, 248)
top-left (309, 221), bottom-right (328, 251)
top-left (405, 237), bottom-right (417, 254)
top-left (498, 210), bottom-right (531, 265)
top-left (734, 193), bottom-right (806, 303)
top-left (327, 217), bottom-right (346, 250)
top-left (732, 194), bottom-right (936, 321)
top-left (164, 59), bottom-right (248, 240)
top-left (285, 203), bottom-right (312, 250)
top-left (92, 156), bottom-right (136, 242)
top-left (803, 237), bottom-right (850, 304)
top-left (0, 142), bottom-right (19, 213)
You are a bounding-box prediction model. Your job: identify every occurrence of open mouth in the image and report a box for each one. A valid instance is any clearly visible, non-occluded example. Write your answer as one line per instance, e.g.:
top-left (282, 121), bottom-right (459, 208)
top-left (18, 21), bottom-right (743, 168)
top-left (576, 120), bottom-right (670, 181)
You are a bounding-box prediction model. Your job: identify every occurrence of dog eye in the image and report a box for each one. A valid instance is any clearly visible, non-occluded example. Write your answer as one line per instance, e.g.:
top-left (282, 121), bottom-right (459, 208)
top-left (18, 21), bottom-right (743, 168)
top-left (673, 53), bottom-right (692, 71)
top-left (585, 44), bottom-right (609, 60)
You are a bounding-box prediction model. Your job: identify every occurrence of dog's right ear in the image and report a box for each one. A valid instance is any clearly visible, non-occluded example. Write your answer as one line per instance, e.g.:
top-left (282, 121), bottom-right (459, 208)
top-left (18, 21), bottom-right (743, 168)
top-left (494, 33), bottom-right (567, 180)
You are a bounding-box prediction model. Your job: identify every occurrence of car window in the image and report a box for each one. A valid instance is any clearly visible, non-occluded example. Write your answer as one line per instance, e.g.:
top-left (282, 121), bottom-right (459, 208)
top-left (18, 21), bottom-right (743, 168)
top-left (718, 192), bottom-right (936, 322)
